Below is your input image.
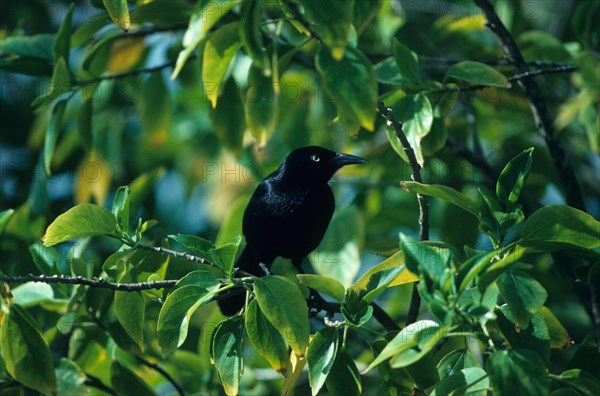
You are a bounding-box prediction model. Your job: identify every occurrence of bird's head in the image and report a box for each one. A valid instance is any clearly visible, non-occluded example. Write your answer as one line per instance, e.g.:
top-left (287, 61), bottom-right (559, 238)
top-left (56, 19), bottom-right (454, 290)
top-left (280, 146), bottom-right (368, 184)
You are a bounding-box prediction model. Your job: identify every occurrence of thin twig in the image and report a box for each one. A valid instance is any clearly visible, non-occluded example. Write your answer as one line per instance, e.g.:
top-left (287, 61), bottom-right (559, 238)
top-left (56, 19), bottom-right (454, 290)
top-left (137, 244), bottom-right (209, 265)
top-left (115, 24), bottom-right (187, 40)
top-left (0, 273), bottom-right (177, 291)
top-left (445, 135), bottom-right (498, 186)
top-left (73, 57), bottom-right (191, 86)
top-left (135, 356), bottom-right (186, 396)
top-left (475, 0), bottom-right (586, 212)
top-left (372, 302), bottom-right (401, 331)
top-left (377, 101), bottom-right (429, 326)
top-left (309, 295), bottom-right (400, 332)
top-left (85, 373), bottom-right (117, 396)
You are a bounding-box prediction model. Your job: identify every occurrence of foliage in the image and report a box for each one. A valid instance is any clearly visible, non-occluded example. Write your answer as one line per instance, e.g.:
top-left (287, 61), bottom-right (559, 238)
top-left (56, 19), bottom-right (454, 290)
top-left (1, 0), bottom-right (599, 395)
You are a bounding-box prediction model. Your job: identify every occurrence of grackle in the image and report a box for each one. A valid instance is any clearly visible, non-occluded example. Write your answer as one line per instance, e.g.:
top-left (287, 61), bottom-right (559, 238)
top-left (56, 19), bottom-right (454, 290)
top-left (218, 146), bottom-right (367, 315)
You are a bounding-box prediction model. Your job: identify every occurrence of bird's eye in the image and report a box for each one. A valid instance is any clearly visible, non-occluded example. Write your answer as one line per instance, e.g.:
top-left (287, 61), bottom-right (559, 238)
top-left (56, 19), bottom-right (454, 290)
top-left (310, 154), bottom-right (320, 162)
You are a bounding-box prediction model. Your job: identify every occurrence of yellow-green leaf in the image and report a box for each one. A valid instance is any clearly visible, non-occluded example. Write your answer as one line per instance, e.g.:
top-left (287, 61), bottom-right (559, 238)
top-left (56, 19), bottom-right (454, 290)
top-left (203, 22), bottom-right (243, 108)
top-left (245, 299), bottom-right (291, 375)
top-left (103, 0), bottom-right (130, 31)
top-left (172, 0), bottom-right (239, 79)
top-left (254, 276), bottom-right (310, 357)
top-left (244, 64), bottom-right (278, 145)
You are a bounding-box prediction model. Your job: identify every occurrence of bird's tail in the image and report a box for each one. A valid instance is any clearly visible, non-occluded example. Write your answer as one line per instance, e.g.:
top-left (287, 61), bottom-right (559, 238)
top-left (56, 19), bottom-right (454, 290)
top-left (217, 247), bottom-right (262, 315)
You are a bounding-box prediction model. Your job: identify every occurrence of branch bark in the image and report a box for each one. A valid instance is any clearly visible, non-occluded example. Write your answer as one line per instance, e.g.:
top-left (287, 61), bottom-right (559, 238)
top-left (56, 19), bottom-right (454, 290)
top-left (475, 0), bottom-right (586, 211)
top-left (377, 101), bottom-right (429, 326)
top-left (0, 274), bottom-right (177, 291)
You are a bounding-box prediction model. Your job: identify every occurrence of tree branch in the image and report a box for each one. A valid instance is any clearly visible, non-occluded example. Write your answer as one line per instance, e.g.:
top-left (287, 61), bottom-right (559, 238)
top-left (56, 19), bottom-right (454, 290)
top-left (446, 134), bottom-right (498, 185)
top-left (135, 356), bottom-right (186, 396)
top-left (475, 0), bottom-right (586, 211)
top-left (137, 244), bottom-right (210, 265)
top-left (72, 57), bottom-right (191, 86)
top-left (377, 101), bottom-right (429, 326)
top-left (0, 274), bottom-right (177, 291)
top-left (84, 373), bottom-right (117, 396)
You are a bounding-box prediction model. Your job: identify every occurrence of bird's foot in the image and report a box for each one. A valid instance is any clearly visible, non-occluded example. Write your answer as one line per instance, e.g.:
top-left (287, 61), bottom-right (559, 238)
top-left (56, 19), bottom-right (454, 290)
top-left (259, 263), bottom-right (272, 276)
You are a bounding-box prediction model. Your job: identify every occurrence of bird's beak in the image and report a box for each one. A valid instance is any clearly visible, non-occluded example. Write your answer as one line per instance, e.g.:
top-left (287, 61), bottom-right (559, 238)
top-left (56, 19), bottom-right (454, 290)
top-left (331, 152), bottom-right (368, 168)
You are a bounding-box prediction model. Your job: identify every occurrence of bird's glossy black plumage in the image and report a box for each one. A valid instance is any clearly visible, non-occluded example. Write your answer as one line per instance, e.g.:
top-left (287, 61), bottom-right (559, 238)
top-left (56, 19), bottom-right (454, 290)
top-left (218, 146), bottom-right (367, 315)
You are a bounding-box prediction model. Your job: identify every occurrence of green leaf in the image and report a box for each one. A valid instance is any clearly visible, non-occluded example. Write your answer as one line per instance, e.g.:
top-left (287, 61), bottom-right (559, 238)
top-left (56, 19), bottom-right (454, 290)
top-left (496, 148), bottom-right (534, 212)
top-left (297, 274), bottom-right (345, 302)
top-left (326, 350), bottom-right (362, 396)
top-left (1, 304), bottom-right (56, 394)
top-left (496, 307), bottom-right (550, 363)
top-left (446, 60), bottom-right (510, 87)
top-left (296, 0), bottom-right (354, 59)
top-left (43, 203), bottom-right (119, 246)
top-left (254, 275), bottom-right (310, 357)
top-left (539, 306), bottom-right (571, 349)
top-left (216, 194), bottom-right (251, 246)
top-left (240, 0), bottom-right (270, 75)
top-left (130, 0), bottom-right (193, 27)
top-left (172, 0), bottom-right (239, 79)
top-left (244, 64), bottom-right (278, 145)
top-left (11, 282), bottom-right (54, 307)
top-left (399, 234), bottom-right (453, 286)
top-left (308, 327), bottom-right (339, 395)
top-left (139, 73), bottom-right (172, 138)
top-left (112, 186), bottom-right (130, 234)
top-left (111, 360), bottom-right (157, 396)
top-left (53, 3), bottom-right (74, 63)
top-left (311, 207), bottom-right (363, 287)
top-left (486, 349), bottom-right (549, 396)
top-left (56, 358), bottom-right (87, 396)
top-left (353, 0), bottom-right (382, 35)
top-left (355, 264), bottom-right (406, 306)
top-left (211, 316), bottom-right (245, 396)
top-left (114, 291), bottom-right (145, 351)
top-left (157, 285), bottom-right (214, 355)
top-left (389, 324), bottom-right (449, 368)
top-left (386, 93), bottom-right (433, 165)
top-left (175, 270), bottom-right (221, 292)
top-left (245, 299), bottom-right (291, 375)
top-left (557, 369), bottom-right (600, 396)
top-left (478, 244), bottom-right (529, 292)
top-left (392, 40), bottom-right (421, 83)
top-left (210, 235), bottom-right (242, 276)
top-left (521, 205), bottom-right (600, 250)
top-left (0, 208), bottom-right (15, 234)
top-left (437, 349), bottom-right (480, 380)
top-left (456, 250), bottom-right (498, 291)
top-left (365, 320), bottom-right (440, 371)
top-left (569, 336), bottom-right (600, 377)
top-left (203, 22), bottom-right (242, 108)
top-left (77, 98), bottom-right (93, 152)
top-left (43, 99), bottom-right (67, 174)
top-left (316, 46), bottom-right (377, 131)
top-left (169, 233), bottom-right (215, 255)
top-left (401, 181), bottom-right (480, 218)
top-left (430, 367), bottom-right (489, 396)
top-left (32, 57), bottom-right (70, 107)
top-left (103, 0), bottom-right (130, 31)
top-left (497, 271), bottom-right (547, 326)
top-left (352, 251), bottom-right (418, 294)
top-left (1, 34), bottom-right (55, 60)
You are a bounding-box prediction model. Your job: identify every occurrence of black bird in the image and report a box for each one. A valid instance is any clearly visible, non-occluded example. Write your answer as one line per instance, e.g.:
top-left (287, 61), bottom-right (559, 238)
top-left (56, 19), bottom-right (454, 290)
top-left (218, 146), bottom-right (367, 315)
